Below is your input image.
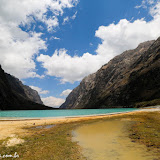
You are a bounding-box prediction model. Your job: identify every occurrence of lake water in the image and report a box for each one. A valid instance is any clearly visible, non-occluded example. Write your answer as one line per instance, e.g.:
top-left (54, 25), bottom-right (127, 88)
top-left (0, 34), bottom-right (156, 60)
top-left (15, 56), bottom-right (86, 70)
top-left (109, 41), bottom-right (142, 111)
top-left (0, 108), bottom-right (137, 119)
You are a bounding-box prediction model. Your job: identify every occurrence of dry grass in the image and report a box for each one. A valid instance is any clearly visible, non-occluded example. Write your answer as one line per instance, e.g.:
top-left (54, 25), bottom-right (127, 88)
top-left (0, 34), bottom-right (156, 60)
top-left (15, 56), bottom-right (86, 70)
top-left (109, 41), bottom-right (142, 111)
top-left (135, 99), bottom-right (160, 108)
top-left (127, 112), bottom-right (160, 149)
top-left (0, 122), bottom-right (86, 160)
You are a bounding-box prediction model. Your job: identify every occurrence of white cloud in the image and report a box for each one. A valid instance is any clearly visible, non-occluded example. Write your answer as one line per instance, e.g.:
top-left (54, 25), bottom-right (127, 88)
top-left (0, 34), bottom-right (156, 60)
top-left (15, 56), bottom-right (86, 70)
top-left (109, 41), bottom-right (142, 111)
top-left (63, 16), bottom-right (69, 24)
top-left (0, 0), bottom-right (78, 79)
top-left (71, 11), bottom-right (77, 20)
top-left (0, 27), bottom-right (46, 79)
top-left (37, 1), bottom-right (160, 83)
top-left (135, 0), bottom-right (148, 9)
top-left (62, 11), bottom-right (77, 25)
top-left (39, 25), bottom-right (44, 31)
top-left (95, 1), bottom-right (160, 61)
top-left (150, 1), bottom-right (160, 17)
top-left (0, 0), bottom-right (78, 28)
top-left (30, 86), bottom-right (49, 95)
top-left (50, 36), bottom-right (60, 40)
top-left (60, 89), bottom-right (72, 96)
top-left (148, 0), bottom-right (155, 5)
top-left (37, 49), bottom-right (106, 83)
top-left (135, 0), bottom-right (156, 9)
top-left (45, 17), bottom-right (59, 32)
top-left (41, 96), bottom-right (65, 108)
top-left (95, 10), bottom-right (160, 58)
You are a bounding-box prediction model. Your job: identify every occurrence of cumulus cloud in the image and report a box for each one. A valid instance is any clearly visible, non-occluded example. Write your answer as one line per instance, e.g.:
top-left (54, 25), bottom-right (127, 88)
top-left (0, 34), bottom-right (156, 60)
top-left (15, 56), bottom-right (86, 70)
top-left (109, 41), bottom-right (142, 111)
top-left (0, 0), bottom-right (78, 79)
top-left (60, 89), bottom-right (72, 97)
top-left (0, 24), bottom-right (46, 79)
top-left (45, 17), bottom-right (59, 32)
top-left (37, 1), bottom-right (160, 83)
top-left (41, 96), bottom-right (65, 108)
top-left (37, 49), bottom-right (106, 83)
top-left (95, 7), bottom-right (160, 58)
top-left (0, 0), bottom-right (78, 28)
top-left (30, 86), bottom-right (49, 95)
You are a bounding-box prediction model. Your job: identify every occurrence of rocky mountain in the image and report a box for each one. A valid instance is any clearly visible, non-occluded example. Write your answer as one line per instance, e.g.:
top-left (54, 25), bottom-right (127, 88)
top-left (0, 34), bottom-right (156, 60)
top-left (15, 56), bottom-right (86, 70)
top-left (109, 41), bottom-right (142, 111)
top-left (60, 37), bottom-right (160, 109)
top-left (5, 74), bottom-right (43, 105)
top-left (0, 65), bottom-right (51, 110)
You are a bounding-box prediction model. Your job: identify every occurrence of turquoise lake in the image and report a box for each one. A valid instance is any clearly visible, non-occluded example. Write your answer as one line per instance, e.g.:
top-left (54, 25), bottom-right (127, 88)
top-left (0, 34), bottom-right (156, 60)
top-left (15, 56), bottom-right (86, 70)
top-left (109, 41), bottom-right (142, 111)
top-left (0, 108), bottom-right (137, 119)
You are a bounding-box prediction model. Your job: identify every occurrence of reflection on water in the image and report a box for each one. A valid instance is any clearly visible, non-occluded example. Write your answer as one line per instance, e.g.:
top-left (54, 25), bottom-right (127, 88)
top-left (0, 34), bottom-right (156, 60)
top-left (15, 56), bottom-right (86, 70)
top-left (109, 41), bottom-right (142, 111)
top-left (72, 120), bottom-right (158, 160)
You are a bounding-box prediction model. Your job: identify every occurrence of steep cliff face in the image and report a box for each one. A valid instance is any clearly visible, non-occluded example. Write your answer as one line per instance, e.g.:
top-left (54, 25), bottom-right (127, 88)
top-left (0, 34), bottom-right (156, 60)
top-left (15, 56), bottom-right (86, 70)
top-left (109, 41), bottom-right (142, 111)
top-left (60, 38), bottom-right (160, 109)
top-left (5, 74), bottom-right (43, 104)
top-left (0, 66), bottom-right (50, 110)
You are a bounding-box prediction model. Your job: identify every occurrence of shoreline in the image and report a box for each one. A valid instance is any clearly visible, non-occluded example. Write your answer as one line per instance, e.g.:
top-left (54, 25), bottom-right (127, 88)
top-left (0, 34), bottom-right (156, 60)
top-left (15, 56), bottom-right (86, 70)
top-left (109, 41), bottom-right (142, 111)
top-left (1, 105), bottom-right (160, 121)
top-left (0, 110), bottom-right (140, 121)
top-left (0, 110), bottom-right (139, 121)
top-left (0, 108), bottom-right (159, 141)
top-left (0, 107), bottom-right (159, 121)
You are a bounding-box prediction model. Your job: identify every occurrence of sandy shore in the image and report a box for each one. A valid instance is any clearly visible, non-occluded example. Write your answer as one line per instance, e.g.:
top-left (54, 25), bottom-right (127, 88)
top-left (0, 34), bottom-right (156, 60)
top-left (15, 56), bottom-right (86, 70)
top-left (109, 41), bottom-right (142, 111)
top-left (0, 108), bottom-right (159, 141)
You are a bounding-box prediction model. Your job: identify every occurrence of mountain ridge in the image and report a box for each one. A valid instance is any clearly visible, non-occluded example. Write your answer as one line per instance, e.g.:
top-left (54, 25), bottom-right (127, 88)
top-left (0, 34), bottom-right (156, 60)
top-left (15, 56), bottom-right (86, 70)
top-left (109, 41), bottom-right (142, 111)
top-left (60, 38), bottom-right (160, 109)
top-left (0, 65), bottom-right (52, 110)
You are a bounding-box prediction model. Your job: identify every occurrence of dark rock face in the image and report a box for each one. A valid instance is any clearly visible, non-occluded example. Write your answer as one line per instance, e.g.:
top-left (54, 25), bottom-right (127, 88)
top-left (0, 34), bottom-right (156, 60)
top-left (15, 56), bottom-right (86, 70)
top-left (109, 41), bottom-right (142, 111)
top-left (60, 38), bottom-right (160, 109)
top-left (0, 66), bottom-right (51, 110)
top-left (5, 74), bottom-right (43, 104)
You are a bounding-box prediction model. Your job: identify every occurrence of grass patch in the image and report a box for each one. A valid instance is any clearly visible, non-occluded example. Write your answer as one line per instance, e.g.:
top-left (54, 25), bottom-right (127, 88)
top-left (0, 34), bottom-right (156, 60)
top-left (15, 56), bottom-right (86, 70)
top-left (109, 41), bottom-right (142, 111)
top-left (126, 112), bottom-right (160, 150)
top-left (135, 99), bottom-right (160, 108)
top-left (0, 122), bottom-right (87, 160)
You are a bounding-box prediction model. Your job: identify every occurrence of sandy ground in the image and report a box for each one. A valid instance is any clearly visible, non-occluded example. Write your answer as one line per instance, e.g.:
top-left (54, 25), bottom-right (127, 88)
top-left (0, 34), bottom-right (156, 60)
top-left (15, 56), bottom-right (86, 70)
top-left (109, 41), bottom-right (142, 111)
top-left (0, 108), bottom-right (160, 142)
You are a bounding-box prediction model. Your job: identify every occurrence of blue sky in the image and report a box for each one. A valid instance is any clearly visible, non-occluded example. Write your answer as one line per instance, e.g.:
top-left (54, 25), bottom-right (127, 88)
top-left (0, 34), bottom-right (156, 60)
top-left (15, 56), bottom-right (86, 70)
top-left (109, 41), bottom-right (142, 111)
top-left (1, 0), bottom-right (160, 107)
